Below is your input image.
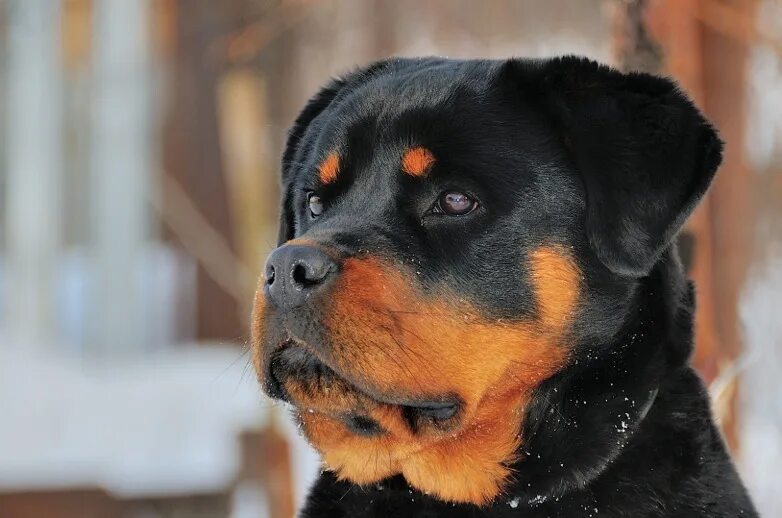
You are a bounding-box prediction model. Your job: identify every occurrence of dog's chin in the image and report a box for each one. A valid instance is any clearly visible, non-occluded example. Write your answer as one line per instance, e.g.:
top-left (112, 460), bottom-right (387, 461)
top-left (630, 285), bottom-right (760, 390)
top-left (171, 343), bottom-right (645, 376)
top-left (265, 341), bottom-right (461, 437)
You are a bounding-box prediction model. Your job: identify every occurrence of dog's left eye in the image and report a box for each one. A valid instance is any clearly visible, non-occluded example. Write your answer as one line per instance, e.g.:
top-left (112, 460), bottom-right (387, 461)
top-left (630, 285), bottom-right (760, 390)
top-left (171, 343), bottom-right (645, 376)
top-left (433, 191), bottom-right (478, 216)
top-left (308, 192), bottom-right (324, 217)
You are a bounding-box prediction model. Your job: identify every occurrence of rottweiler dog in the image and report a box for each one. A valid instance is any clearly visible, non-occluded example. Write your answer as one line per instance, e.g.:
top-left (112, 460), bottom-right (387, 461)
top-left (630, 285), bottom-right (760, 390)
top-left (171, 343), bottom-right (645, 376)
top-left (251, 56), bottom-right (758, 517)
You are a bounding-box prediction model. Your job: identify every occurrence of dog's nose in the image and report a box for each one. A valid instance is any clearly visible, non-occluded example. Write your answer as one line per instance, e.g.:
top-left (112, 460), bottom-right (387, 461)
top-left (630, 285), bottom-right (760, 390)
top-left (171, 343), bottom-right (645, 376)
top-left (264, 244), bottom-right (337, 308)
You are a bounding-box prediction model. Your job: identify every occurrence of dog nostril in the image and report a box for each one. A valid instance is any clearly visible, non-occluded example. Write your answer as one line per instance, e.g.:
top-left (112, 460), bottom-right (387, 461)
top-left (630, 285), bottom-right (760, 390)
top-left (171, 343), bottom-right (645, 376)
top-left (291, 263), bottom-right (310, 287)
top-left (292, 261), bottom-right (329, 288)
top-left (266, 265), bottom-right (275, 285)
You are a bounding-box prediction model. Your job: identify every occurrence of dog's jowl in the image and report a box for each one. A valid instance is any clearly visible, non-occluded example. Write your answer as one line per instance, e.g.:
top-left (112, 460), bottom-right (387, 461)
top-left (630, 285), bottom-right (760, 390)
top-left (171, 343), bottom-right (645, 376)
top-left (251, 57), bottom-right (758, 517)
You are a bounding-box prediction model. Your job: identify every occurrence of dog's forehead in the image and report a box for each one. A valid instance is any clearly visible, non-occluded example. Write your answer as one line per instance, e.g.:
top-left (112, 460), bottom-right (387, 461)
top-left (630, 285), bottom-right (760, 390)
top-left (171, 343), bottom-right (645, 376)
top-left (308, 64), bottom-right (491, 167)
top-left (339, 61), bottom-right (487, 121)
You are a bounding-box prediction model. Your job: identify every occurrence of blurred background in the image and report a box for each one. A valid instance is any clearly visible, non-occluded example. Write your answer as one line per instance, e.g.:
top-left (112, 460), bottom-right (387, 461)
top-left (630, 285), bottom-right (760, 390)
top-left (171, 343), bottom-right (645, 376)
top-left (0, 0), bottom-right (780, 516)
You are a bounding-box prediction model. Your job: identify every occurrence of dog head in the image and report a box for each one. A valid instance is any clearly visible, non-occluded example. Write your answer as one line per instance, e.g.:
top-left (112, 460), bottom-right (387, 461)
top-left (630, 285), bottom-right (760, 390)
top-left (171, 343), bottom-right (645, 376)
top-left (251, 57), bottom-right (720, 505)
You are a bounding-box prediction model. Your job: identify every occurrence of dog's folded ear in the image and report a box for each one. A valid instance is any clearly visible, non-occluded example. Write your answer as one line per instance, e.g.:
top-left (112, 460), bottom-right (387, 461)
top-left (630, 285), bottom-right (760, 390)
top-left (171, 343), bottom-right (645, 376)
top-left (500, 56), bottom-right (722, 277)
top-left (277, 60), bottom-right (394, 245)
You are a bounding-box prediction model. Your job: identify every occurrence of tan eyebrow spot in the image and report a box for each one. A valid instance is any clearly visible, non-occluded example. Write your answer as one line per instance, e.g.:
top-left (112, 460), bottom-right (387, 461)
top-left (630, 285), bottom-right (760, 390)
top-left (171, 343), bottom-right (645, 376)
top-left (401, 147), bottom-right (435, 177)
top-left (319, 152), bottom-right (340, 184)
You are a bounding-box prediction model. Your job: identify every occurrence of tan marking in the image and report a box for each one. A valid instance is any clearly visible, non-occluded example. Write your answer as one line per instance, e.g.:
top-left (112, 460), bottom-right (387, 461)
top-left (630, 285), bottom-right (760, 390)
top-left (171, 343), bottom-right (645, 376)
top-left (318, 152), bottom-right (340, 184)
top-left (401, 146), bottom-right (436, 177)
top-left (530, 246), bottom-right (582, 329)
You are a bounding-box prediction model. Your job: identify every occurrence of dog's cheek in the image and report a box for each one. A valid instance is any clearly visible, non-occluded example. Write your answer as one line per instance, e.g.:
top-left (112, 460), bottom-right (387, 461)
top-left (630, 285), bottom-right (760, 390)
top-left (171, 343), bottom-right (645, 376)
top-left (320, 259), bottom-right (482, 401)
top-left (321, 247), bottom-right (579, 404)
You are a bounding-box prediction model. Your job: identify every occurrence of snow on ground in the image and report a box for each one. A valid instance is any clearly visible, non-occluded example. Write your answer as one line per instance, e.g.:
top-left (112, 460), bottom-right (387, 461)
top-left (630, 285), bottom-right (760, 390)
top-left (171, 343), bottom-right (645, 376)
top-left (0, 342), bottom-right (267, 497)
top-left (738, 249), bottom-right (782, 518)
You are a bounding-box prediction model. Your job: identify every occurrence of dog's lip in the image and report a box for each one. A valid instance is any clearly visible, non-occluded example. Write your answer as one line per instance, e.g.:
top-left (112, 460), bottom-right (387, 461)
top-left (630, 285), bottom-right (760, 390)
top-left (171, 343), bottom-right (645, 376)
top-left (401, 400), bottom-right (459, 421)
top-left (268, 340), bottom-right (461, 418)
top-left (265, 357), bottom-right (287, 401)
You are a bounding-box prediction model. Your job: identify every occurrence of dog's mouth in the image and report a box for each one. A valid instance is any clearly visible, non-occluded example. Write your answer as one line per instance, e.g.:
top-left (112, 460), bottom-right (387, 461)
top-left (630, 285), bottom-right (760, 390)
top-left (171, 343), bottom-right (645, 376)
top-left (266, 341), bottom-right (461, 435)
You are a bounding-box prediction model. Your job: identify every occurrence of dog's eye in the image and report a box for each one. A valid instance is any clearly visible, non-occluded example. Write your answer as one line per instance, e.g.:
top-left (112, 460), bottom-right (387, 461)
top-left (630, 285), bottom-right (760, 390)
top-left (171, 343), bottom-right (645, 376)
top-left (435, 191), bottom-right (478, 216)
top-left (308, 192), bottom-right (324, 217)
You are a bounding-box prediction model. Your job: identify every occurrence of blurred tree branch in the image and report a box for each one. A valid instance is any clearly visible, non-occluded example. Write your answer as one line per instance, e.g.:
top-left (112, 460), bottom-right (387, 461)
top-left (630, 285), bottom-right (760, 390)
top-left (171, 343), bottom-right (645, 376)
top-left (149, 171), bottom-right (255, 304)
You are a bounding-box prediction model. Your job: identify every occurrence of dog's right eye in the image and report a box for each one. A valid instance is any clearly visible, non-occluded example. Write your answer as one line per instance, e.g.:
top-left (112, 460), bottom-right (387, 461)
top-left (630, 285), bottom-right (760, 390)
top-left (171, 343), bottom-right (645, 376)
top-left (433, 191), bottom-right (478, 216)
top-left (307, 192), bottom-right (324, 218)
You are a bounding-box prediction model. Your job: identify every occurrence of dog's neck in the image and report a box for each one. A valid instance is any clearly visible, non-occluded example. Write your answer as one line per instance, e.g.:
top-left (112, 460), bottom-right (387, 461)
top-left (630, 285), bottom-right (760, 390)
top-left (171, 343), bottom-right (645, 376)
top-left (502, 251), bottom-right (693, 504)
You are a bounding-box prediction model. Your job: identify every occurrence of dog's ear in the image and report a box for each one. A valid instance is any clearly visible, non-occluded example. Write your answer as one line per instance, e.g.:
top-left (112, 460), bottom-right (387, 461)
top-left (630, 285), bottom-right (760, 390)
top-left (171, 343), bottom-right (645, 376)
top-left (500, 56), bottom-right (722, 277)
top-left (277, 60), bottom-right (393, 245)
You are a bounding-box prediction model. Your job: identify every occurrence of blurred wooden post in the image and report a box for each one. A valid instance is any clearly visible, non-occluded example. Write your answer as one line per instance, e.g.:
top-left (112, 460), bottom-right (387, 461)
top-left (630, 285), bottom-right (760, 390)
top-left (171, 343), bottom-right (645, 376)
top-left (217, 69), bottom-right (275, 286)
top-left (643, 0), bottom-right (723, 387)
top-left (612, 0), bottom-right (757, 451)
top-left (160, 0), bottom-right (242, 340)
top-left (239, 422), bottom-right (295, 518)
top-left (697, 0), bottom-right (757, 451)
top-left (89, 0), bottom-right (152, 354)
top-left (4, 0), bottom-right (63, 347)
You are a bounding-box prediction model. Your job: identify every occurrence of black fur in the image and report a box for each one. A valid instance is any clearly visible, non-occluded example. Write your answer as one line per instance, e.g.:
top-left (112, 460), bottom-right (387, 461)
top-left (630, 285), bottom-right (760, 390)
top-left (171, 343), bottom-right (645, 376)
top-left (271, 56), bottom-right (757, 517)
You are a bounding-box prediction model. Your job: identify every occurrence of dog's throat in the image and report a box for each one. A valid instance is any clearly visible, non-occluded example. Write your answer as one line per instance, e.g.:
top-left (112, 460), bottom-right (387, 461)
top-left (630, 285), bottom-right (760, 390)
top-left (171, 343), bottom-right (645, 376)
top-left (300, 388), bottom-right (529, 506)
